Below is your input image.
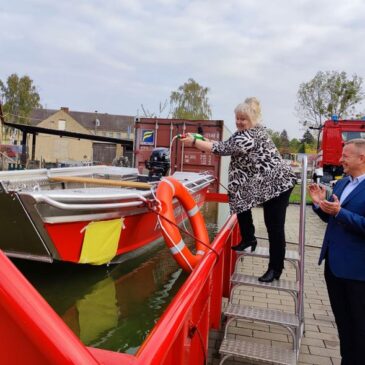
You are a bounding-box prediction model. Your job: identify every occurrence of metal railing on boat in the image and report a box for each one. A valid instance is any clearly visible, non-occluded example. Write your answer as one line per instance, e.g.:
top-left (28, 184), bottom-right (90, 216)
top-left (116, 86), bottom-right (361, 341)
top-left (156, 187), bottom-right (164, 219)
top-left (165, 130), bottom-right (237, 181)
top-left (27, 193), bottom-right (148, 210)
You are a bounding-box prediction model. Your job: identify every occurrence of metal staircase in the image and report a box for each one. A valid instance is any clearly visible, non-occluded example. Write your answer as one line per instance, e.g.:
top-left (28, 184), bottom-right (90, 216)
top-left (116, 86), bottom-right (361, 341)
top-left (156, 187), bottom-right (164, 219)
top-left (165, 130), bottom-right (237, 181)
top-left (219, 156), bottom-right (308, 365)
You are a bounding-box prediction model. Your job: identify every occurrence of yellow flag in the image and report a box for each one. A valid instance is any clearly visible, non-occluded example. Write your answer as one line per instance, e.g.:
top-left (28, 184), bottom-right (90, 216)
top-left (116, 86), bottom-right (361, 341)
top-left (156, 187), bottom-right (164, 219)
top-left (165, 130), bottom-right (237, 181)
top-left (79, 218), bottom-right (123, 265)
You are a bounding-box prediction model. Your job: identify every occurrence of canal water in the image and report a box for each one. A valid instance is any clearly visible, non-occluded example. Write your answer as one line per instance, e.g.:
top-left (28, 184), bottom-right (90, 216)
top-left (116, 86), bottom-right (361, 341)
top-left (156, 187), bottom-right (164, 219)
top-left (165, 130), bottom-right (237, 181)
top-left (13, 201), bottom-right (226, 354)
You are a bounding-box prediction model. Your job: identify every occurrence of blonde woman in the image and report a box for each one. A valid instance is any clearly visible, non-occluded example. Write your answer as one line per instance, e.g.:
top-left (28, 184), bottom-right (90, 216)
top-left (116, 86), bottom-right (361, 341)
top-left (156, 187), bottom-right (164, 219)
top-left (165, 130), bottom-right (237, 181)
top-left (181, 97), bottom-right (296, 282)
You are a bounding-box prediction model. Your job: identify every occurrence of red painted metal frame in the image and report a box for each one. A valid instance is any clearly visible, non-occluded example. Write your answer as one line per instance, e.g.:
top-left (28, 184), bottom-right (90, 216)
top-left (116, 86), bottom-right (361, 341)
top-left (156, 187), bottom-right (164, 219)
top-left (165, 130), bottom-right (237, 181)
top-left (135, 213), bottom-right (238, 365)
top-left (0, 196), bottom-right (240, 365)
top-left (205, 192), bottom-right (229, 203)
top-left (0, 251), bottom-right (102, 365)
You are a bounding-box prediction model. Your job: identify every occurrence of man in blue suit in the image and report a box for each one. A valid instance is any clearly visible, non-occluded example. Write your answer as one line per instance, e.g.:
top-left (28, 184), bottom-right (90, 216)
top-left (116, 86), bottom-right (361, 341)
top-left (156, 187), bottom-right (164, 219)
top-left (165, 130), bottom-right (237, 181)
top-left (309, 138), bottom-right (365, 365)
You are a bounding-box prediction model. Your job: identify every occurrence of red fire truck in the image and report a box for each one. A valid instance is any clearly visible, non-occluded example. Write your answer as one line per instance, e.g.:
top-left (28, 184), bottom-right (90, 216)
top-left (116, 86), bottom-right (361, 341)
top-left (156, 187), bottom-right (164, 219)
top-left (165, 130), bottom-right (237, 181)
top-left (314, 118), bottom-right (365, 182)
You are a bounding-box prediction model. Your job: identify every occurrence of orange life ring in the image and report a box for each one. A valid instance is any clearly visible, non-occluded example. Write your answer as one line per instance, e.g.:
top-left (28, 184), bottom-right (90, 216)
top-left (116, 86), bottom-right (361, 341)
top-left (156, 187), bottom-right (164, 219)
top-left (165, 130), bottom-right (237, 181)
top-left (156, 176), bottom-right (210, 273)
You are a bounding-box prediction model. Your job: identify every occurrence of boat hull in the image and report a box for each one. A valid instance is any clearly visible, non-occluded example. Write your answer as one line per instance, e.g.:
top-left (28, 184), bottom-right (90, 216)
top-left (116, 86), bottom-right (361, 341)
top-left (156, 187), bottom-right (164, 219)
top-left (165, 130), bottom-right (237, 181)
top-left (43, 188), bottom-right (208, 263)
top-left (0, 166), bottom-right (213, 264)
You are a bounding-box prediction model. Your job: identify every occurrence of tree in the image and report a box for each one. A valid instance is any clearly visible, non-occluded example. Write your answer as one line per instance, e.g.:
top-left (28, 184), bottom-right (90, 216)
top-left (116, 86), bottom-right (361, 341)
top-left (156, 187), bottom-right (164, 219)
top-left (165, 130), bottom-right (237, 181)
top-left (140, 99), bottom-right (170, 118)
top-left (298, 142), bottom-right (306, 154)
top-left (0, 74), bottom-right (42, 124)
top-left (301, 130), bottom-right (315, 144)
top-left (170, 78), bottom-right (212, 120)
top-left (280, 130), bottom-right (289, 149)
top-left (266, 128), bottom-right (282, 149)
top-left (296, 71), bottom-right (364, 128)
top-left (289, 138), bottom-right (301, 153)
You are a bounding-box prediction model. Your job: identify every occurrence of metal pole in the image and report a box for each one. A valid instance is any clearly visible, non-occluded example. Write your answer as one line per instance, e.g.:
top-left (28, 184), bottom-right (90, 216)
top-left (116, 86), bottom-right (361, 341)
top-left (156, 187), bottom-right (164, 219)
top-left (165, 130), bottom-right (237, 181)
top-left (298, 154), bottom-right (307, 323)
top-left (0, 103), bottom-right (4, 144)
top-left (154, 119), bottom-right (158, 148)
top-left (181, 122), bottom-right (186, 171)
top-left (309, 125), bottom-right (323, 153)
top-left (21, 131), bottom-right (27, 167)
top-left (31, 133), bottom-right (36, 160)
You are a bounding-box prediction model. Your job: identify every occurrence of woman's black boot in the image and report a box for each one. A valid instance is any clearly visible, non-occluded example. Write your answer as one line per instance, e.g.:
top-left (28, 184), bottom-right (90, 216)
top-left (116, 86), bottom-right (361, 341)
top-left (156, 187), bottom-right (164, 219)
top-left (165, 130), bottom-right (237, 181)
top-left (258, 268), bottom-right (282, 283)
top-left (231, 239), bottom-right (257, 252)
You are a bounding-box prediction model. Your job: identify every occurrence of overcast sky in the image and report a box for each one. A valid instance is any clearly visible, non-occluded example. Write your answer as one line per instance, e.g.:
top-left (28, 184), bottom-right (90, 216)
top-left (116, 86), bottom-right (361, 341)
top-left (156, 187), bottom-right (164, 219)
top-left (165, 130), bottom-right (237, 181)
top-left (1, 0), bottom-right (365, 139)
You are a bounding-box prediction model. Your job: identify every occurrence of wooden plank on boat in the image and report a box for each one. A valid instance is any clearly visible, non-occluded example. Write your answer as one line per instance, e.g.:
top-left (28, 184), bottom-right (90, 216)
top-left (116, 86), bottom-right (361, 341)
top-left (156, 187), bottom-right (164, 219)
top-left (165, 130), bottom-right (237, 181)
top-left (49, 176), bottom-right (152, 189)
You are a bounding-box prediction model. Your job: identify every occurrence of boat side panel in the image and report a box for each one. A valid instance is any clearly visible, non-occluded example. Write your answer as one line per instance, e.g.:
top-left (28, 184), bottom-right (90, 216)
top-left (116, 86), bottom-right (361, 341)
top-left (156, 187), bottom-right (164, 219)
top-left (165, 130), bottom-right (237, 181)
top-left (0, 188), bottom-right (52, 260)
top-left (44, 211), bottom-right (161, 263)
top-left (42, 186), bottom-right (208, 264)
top-left (44, 221), bottom-right (87, 262)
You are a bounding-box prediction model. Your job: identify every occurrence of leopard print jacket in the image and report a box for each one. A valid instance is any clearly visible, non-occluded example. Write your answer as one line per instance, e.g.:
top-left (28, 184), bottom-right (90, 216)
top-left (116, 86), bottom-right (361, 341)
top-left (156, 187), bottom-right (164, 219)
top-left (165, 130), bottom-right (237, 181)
top-left (211, 125), bottom-right (297, 214)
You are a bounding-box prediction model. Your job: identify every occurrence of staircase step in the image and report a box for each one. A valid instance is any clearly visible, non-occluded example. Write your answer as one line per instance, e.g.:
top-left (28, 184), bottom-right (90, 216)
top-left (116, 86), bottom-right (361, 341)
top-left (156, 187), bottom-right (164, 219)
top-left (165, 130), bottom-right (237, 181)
top-left (220, 338), bottom-right (297, 365)
top-left (231, 272), bottom-right (298, 293)
top-left (224, 302), bottom-right (300, 327)
top-left (236, 246), bottom-right (300, 261)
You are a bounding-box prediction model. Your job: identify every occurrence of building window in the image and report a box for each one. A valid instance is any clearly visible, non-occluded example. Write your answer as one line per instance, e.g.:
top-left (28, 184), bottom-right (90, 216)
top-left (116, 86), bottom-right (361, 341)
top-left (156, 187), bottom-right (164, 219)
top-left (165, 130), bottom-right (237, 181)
top-left (58, 120), bottom-right (66, 130)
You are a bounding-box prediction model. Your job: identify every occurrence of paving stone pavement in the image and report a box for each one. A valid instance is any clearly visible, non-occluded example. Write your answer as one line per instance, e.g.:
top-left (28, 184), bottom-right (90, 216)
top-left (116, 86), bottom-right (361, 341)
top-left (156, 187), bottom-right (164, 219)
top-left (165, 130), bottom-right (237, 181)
top-left (208, 204), bottom-right (342, 365)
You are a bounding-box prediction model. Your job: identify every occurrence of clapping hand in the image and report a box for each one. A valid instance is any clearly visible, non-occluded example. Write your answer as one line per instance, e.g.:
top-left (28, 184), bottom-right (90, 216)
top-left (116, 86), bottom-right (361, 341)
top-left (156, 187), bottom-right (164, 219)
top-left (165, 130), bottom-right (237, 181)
top-left (319, 194), bottom-right (341, 216)
top-left (308, 183), bottom-right (341, 216)
top-left (308, 183), bottom-right (327, 205)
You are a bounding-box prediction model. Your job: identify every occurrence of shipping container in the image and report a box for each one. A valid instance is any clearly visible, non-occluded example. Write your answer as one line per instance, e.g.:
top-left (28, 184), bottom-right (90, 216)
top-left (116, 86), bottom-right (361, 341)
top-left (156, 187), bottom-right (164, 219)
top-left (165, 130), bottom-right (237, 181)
top-left (134, 118), bottom-right (224, 192)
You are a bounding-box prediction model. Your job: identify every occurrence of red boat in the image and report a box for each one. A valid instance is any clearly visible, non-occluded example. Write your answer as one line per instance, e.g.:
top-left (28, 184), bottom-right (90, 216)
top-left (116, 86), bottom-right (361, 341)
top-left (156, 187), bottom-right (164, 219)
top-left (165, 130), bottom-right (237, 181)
top-left (0, 165), bottom-right (214, 265)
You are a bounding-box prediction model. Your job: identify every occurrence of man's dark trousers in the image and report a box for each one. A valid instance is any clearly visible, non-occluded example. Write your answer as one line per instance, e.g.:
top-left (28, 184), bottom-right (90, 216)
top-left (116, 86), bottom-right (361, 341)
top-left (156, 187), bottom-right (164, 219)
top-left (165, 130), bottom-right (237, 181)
top-left (325, 260), bottom-right (365, 365)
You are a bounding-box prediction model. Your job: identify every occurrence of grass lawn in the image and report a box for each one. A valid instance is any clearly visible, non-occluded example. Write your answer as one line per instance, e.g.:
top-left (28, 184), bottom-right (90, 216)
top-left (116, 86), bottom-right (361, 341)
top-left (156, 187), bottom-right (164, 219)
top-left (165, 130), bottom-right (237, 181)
top-left (289, 183), bottom-right (312, 204)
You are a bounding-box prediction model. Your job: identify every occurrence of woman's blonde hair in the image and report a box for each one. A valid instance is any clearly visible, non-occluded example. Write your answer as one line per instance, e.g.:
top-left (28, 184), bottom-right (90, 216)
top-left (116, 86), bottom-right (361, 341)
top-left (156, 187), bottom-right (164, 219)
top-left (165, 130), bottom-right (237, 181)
top-left (234, 97), bottom-right (262, 126)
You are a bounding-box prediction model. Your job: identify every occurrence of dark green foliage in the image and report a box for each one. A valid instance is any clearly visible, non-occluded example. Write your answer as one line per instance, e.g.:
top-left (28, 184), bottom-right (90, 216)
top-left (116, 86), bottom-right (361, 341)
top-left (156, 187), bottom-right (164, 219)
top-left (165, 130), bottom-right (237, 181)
top-left (280, 129), bottom-right (289, 148)
top-left (301, 130), bottom-right (315, 144)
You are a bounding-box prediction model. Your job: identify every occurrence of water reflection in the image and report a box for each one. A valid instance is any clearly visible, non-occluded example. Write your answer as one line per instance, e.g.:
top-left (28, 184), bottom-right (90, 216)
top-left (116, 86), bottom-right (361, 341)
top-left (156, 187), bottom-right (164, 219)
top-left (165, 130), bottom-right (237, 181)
top-left (15, 244), bottom-right (185, 353)
top-left (13, 201), bottom-right (225, 354)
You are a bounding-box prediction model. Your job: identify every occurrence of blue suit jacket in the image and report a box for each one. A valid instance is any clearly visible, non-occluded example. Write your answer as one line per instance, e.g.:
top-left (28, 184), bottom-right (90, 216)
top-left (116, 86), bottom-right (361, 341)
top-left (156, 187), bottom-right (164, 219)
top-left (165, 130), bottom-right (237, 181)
top-left (316, 176), bottom-right (365, 281)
